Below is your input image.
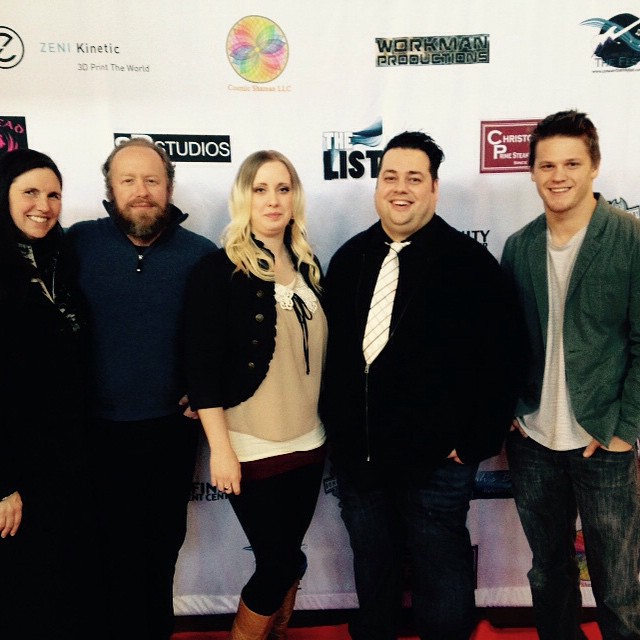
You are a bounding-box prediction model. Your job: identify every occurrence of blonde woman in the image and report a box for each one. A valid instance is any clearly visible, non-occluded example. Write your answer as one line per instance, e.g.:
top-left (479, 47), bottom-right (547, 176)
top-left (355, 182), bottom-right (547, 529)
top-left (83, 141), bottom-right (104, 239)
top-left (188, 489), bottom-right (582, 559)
top-left (184, 151), bottom-right (327, 639)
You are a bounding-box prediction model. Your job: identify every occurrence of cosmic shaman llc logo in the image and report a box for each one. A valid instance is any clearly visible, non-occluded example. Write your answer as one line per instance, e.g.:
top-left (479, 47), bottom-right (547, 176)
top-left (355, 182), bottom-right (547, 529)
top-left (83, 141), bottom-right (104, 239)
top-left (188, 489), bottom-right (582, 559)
top-left (0, 26), bottom-right (25, 69)
top-left (581, 13), bottom-right (640, 69)
top-left (227, 15), bottom-right (288, 83)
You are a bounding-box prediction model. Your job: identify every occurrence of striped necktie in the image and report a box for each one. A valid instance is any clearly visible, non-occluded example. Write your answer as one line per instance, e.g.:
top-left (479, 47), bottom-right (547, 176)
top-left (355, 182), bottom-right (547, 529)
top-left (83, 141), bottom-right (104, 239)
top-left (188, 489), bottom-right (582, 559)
top-left (362, 241), bottom-right (410, 365)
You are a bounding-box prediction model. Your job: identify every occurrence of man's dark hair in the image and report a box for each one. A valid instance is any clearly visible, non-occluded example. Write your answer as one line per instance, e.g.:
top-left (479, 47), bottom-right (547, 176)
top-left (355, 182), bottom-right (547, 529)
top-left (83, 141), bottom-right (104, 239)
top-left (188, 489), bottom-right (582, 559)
top-left (529, 110), bottom-right (600, 169)
top-left (382, 131), bottom-right (445, 181)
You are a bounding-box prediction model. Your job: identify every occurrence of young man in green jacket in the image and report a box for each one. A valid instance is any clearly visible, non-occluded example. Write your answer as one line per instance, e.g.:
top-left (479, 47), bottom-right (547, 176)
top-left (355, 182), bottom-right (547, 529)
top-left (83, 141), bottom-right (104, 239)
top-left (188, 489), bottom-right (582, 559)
top-left (502, 110), bottom-right (640, 640)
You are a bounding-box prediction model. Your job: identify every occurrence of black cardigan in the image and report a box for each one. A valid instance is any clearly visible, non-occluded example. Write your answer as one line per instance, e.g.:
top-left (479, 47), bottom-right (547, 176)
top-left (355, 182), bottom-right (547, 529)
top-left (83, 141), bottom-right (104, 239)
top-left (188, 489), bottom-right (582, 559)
top-left (320, 217), bottom-right (523, 487)
top-left (184, 246), bottom-right (321, 411)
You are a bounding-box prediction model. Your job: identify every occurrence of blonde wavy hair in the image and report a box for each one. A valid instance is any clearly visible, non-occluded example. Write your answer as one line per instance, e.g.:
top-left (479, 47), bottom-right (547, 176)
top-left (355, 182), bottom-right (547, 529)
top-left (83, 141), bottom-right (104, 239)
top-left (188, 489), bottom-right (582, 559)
top-left (222, 150), bottom-right (321, 291)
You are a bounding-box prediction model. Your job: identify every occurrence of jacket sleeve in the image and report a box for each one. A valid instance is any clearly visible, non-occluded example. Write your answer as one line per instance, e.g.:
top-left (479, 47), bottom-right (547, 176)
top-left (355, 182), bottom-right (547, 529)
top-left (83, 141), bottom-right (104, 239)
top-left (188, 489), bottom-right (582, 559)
top-left (455, 246), bottom-right (527, 463)
top-left (183, 252), bottom-right (231, 410)
top-left (0, 351), bottom-right (18, 498)
top-left (318, 246), bottom-right (350, 433)
top-left (0, 292), bottom-right (22, 498)
top-left (617, 234), bottom-right (640, 444)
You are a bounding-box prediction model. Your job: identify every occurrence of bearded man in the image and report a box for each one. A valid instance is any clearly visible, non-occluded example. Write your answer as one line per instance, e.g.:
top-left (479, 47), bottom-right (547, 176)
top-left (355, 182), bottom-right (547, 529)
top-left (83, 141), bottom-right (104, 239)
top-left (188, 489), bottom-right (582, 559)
top-left (63, 138), bottom-right (215, 640)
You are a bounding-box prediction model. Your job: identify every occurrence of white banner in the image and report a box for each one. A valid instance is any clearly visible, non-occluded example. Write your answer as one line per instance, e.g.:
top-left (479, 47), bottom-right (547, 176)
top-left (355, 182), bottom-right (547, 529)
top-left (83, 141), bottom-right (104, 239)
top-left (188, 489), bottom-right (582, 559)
top-left (3, 0), bottom-right (638, 613)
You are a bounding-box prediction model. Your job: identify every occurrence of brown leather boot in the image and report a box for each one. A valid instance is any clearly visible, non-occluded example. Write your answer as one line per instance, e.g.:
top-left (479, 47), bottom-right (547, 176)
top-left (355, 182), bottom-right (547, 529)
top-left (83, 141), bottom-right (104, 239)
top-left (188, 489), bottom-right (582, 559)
top-left (229, 598), bottom-right (277, 640)
top-left (267, 580), bottom-right (299, 639)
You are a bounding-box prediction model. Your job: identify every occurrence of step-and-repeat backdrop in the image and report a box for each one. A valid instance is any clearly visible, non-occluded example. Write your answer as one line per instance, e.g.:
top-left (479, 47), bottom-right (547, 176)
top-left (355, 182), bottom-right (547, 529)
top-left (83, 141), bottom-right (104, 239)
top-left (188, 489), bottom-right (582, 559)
top-left (3, 0), bottom-right (639, 615)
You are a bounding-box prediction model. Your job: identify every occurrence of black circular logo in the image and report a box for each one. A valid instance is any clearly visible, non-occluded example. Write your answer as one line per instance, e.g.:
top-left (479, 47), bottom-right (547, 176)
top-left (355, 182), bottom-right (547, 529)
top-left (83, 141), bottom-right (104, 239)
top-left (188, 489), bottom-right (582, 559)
top-left (594, 13), bottom-right (640, 69)
top-left (0, 26), bottom-right (25, 69)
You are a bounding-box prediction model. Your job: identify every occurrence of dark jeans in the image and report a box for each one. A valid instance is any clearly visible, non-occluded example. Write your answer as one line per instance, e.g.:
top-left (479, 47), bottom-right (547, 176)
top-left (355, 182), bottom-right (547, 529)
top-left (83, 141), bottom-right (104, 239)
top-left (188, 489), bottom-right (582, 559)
top-left (506, 431), bottom-right (640, 640)
top-left (94, 413), bottom-right (199, 640)
top-left (229, 461), bottom-right (324, 615)
top-left (337, 459), bottom-right (479, 640)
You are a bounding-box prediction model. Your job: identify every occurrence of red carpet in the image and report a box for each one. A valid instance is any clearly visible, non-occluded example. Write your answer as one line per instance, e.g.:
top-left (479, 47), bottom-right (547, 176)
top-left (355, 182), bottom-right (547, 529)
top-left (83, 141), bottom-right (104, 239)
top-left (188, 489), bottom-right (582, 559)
top-left (172, 619), bottom-right (603, 639)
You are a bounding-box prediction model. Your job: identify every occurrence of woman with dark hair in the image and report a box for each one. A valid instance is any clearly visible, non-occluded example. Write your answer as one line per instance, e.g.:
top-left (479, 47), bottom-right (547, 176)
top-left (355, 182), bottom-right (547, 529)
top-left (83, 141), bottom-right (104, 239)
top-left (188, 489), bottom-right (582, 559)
top-left (0, 149), bottom-right (102, 639)
top-left (184, 150), bottom-right (327, 639)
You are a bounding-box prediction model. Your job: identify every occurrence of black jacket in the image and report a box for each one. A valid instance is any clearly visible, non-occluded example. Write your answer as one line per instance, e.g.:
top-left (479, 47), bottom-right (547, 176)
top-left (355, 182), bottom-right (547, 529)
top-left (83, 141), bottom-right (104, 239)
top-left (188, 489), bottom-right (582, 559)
top-left (0, 224), bottom-right (89, 499)
top-left (184, 244), bottom-right (322, 411)
top-left (320, 217), bottom-right (522, 487)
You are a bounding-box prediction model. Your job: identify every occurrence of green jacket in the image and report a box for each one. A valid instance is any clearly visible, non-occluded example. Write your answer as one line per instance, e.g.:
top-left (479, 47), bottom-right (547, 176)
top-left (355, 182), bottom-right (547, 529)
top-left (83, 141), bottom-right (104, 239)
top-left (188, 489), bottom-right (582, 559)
top-left (501, 194), bottom-right (640, 446)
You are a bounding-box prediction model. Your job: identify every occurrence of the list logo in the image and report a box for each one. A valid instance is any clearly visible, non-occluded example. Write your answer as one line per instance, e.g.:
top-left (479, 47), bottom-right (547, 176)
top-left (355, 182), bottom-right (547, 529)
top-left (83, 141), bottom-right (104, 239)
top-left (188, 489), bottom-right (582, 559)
top-left (322, 119), bottom-right (383, 181)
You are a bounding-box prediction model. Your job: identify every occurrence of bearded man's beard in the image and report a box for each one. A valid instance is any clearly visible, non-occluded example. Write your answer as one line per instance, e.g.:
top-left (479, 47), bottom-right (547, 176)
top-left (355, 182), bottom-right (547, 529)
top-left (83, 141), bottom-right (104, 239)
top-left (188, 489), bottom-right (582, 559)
top-left (114, 199), bottom-right (171, 242)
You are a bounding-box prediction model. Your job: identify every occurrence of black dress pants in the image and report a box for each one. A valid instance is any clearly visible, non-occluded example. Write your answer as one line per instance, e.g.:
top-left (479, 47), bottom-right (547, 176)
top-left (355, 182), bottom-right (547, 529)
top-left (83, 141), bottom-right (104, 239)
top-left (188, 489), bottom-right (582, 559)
top-left (93, 413), bottom-right (198, 640)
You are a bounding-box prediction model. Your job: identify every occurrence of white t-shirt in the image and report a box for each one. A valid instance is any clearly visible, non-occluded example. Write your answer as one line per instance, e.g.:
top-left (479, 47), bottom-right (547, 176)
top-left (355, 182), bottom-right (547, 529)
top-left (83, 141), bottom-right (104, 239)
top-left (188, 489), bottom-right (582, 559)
top-left (520, 226), bottom-right (592, 450)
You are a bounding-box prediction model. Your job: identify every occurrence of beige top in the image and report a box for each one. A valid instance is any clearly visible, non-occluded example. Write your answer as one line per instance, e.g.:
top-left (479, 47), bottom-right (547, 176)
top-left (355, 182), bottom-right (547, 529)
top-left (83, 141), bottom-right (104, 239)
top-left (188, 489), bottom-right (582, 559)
top-left (226, 273), bottom-right (327, 461)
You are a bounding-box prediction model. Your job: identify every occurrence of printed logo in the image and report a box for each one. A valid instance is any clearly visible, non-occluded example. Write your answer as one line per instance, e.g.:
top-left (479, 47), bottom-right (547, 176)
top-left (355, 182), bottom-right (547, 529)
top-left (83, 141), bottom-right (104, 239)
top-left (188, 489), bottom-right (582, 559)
top-left (581, 13), bottom-right (640, 69)
top-left (39, 41), bottom-right (121, 55)
top-left (323, 474), bottom-right (339, 497)
top-left (471, 470), bottom-right (513, 499)
top-left (190, 481), bottom-right (230, 502)
top-left (480, 120), bottom-right (538, 174)
top-left (0, 116), bottom-right (28, 157)
top-left (375, 34), bottom-right (489, 67)
top-left (609, 196), bottom-right (640, 219)
top-left (461, 229), bottom-right (490, 248)
top-left (322, 118), bottom-right (383, 181)
top-left (227, 15), bottom-right (288, 83)
top-left (37, 40), bottom-right (150, 73)
top-left (0, 26), bottom-right (25, 69)
top-left (114, 133), bottom-right (231, 163)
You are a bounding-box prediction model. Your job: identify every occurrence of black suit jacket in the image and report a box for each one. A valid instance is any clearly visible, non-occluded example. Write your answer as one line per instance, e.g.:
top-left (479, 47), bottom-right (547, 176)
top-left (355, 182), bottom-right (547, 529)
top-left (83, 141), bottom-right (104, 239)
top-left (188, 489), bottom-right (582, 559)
top-left (321, 216), bottom-right (522, 487)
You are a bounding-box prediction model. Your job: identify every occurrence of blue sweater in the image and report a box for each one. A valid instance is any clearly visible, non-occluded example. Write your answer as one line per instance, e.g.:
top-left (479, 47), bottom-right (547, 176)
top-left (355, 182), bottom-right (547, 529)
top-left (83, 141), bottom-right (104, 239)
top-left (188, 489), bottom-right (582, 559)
top-left (64, 203), bottom-right (216, 421)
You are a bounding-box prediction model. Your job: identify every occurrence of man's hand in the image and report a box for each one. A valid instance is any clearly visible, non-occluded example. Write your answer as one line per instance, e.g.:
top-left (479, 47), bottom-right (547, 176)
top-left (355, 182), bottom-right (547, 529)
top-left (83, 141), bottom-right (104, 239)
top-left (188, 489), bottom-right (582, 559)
top-left (583, 436), bottom-right (633, 458)
top-left (179, 395), bottom-right (199, 420)
top-left (447, 449), bottom-right (464, 464)
top-left (0, 491), bottom-right (23, 538)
